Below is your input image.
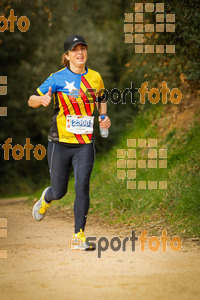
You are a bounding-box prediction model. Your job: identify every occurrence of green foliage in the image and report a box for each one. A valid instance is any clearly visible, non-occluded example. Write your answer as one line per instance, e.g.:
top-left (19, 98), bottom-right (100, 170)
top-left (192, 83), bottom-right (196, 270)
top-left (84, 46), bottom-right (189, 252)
top-left (0, 0), bottom-right (199, 207)
top-left (53, 105), bottom-right (200, 236)
top-left (124, 0), bottom-right (200, 88)
top-left (0, 0), bottom-right (132, 193)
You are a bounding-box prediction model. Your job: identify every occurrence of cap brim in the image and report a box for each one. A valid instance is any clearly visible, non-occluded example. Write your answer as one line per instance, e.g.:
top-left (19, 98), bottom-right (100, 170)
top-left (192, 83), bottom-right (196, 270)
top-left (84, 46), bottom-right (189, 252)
top-left (68, 42), bottom-right (88, 51)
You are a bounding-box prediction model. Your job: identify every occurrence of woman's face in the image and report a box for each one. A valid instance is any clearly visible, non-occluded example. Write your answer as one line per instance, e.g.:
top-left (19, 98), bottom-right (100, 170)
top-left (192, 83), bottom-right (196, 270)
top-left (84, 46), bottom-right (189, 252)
top-left (65, 43), bottom-right (87, 68)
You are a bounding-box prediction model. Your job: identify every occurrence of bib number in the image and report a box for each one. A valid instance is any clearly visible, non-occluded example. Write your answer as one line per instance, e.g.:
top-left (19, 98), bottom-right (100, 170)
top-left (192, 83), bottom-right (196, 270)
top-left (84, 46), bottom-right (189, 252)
top-left (66, 115), bottom-right (94, 134)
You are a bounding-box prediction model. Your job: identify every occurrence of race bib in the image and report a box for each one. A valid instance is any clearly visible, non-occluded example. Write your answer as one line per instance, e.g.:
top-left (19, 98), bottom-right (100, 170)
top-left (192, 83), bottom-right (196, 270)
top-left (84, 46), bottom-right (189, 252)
top-left (66, 115), bottom-right (94, 134)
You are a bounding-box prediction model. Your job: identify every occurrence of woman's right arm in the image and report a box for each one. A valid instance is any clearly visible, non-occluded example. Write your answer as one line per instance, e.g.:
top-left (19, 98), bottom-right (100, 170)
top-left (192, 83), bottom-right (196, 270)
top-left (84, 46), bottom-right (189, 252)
top-left (28, 87), bottom-right (52, 108)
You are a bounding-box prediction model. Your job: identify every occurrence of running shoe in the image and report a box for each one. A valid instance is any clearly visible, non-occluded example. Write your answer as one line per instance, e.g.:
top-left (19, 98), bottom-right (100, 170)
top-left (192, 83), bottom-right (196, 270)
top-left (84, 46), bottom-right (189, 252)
top-left (32, 187), bottom-right (51, 221)
top-left (69, 229), bottom-right (95, 251)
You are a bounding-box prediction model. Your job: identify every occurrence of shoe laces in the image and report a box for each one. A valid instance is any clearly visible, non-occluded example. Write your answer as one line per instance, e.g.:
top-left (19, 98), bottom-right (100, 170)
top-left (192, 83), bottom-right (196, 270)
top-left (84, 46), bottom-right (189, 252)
top-left (39, 198), bottom-right (51, 214)
top-left (75, 229), bottom-right (86, 243)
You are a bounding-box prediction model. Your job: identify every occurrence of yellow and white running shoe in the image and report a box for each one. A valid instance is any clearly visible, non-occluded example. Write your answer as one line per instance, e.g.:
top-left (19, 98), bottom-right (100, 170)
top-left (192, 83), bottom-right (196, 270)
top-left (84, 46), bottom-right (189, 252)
top-left (32, 187), bottom-right (51, 221)
top-left (69, 229), bottom-right (95, 251)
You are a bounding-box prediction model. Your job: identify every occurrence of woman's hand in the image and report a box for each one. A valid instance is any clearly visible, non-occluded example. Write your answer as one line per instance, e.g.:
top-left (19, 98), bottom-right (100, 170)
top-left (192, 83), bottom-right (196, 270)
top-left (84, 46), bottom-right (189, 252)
top-left (40, 87), bottom-right (52, 107)
top-left (98, 115), bottom-right (111, 129)
top-left (28, 87), bottom-right (52, 108)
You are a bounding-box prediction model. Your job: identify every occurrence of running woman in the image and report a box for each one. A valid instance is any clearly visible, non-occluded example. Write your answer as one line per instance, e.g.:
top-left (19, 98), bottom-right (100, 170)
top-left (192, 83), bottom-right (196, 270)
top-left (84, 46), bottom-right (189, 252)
top-left (28, 35), bottom-right (111, 250)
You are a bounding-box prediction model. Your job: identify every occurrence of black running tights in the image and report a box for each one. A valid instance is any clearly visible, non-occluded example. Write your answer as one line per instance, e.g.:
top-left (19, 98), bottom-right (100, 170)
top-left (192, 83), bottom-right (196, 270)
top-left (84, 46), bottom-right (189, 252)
top-left (45, 141), bottom-right (95, 233)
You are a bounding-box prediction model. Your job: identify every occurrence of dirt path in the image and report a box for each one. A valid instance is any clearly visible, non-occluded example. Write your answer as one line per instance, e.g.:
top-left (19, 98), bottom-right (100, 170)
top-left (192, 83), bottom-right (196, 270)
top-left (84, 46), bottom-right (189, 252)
top-left (0, 198), bottom-right (200, 300)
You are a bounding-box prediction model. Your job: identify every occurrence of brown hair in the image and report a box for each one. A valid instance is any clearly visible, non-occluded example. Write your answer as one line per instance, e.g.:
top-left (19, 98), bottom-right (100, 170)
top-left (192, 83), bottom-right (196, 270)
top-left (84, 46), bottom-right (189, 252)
top-left (61, 52), bottom-right (69, 67)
